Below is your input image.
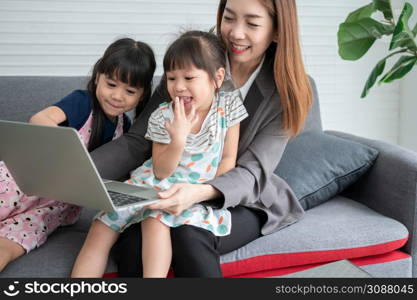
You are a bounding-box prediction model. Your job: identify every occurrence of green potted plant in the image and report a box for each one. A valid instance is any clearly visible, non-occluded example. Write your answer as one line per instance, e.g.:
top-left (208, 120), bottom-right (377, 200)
top-left (337, 0), bottom-right (417, 98)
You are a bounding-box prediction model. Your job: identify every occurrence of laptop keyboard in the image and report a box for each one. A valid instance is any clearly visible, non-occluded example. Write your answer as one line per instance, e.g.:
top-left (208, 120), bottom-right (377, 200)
top-left (108, 191), bottom-right (147, 207)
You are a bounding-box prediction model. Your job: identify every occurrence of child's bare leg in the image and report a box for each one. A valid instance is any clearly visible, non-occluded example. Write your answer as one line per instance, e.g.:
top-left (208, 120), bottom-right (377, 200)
top-left (141, 217), bottom-right (172, 278)
top-left (71, 220), bottom-right (119, 278)
top-left (0, 237), bottom-right (25, 272)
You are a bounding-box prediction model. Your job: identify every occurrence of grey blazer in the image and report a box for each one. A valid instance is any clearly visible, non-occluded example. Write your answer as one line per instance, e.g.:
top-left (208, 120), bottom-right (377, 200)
top-left (91, 50), bottom-right (307, 235)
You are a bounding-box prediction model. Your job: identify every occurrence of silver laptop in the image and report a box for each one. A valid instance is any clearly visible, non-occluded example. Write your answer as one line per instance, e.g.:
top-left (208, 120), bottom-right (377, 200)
top-left (0, 120), bottom-right (160, 212)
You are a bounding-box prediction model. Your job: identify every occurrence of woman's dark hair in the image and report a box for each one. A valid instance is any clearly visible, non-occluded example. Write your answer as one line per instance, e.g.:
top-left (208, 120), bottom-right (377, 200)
top-left (163, 30), bottom-right (226, 92)
top-left (87, 38), bottom-right (156, 151)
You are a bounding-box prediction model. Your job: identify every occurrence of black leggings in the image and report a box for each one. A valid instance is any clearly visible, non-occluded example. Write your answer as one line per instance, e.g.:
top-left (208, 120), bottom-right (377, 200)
top-left (115, 206), bottom-right (266, 277)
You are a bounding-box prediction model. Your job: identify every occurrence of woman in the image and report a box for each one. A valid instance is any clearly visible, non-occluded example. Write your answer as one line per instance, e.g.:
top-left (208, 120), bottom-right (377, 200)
top-left (91, 0), bottom-right (313, 277)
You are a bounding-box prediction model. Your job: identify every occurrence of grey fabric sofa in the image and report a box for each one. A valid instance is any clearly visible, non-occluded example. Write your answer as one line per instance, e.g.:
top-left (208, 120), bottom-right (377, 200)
top-left (0, 76), bottom-right (416, 278)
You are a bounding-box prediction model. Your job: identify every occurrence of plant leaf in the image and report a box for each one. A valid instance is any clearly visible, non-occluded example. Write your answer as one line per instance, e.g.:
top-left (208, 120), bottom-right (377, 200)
top-left (413, 21), bottom-right (417, 36)
top-left (389, 3), bottom-right (417, 51)
top-left (345, 3), bottom-right (376, 23)
top-left (379, 55), bottom-right (417, 83)
top-left (372, 0), bottom-right (394, 21)
top-left (361, 58), bottom-right (387, 98)
top-left (338, 18), bottom-right (394, 60)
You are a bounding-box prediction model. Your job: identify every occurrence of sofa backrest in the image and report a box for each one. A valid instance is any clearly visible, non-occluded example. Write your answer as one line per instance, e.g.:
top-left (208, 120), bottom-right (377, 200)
top-left (304, 78), bottom-right (322, 132)
top-left (0, 76), bottom-right (89, 122)
top-left (0, 76), bottom-right (322, 132)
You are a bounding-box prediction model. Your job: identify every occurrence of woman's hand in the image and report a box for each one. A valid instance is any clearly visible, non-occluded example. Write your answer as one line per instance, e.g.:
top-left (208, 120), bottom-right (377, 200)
top-left (146, 183), bottom-right (221, 216)
top-left (165, 97), bottom-right (199, 144)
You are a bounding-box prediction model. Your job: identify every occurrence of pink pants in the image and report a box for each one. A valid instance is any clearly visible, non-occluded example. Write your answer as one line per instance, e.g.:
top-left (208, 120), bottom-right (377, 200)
top-left (0, 161), bottom-right (81, 252)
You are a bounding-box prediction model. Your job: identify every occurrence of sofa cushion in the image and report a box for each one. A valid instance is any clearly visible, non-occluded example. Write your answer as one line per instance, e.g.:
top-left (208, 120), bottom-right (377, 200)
top-left (0, 196), bottom-right (408, 278)
top-left (219, 196), bottom-right (408, 277)
top-left (0, 208), bottom-right (117, 277)
top-left (276, 131), bottom-right (379, 210)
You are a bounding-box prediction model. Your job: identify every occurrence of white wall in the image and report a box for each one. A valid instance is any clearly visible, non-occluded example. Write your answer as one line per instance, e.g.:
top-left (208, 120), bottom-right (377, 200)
top-left (399, 68), bottom-right (417, 152)
top-left (298, 0), bottom-right (401, 144)
top-left (0, 0), bottom-right (218, 75)
top-left (398, 0), bottom-right (417, 152)
top-left (0, 0), bottom-right (407, 145)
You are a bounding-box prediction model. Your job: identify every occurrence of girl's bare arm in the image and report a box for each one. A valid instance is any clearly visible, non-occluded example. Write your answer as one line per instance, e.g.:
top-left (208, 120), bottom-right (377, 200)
top-left (215, 123), bottom-right (240, 176)
top-left (151, 140), bottom-right (185, 180)
top-left (29, 106), bottom-right (67, 126)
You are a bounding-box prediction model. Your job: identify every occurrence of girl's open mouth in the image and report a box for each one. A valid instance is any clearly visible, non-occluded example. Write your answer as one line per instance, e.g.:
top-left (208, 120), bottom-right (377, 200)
top-left (179, 96), bottom-right (193, 104)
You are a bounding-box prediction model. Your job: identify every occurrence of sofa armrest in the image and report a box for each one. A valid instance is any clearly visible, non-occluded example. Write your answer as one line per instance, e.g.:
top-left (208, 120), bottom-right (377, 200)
top-left (325, 130), bottom-right (417, 275)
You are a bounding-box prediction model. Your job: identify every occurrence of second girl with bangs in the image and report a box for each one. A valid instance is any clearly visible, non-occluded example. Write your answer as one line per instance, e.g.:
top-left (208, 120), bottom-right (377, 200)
top-left (72, 31), bottom-right (247, 278)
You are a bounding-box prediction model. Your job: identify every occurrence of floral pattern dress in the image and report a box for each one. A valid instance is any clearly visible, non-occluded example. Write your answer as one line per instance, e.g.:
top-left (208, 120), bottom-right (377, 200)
top-left (97, 90), bottom-right (248, 236)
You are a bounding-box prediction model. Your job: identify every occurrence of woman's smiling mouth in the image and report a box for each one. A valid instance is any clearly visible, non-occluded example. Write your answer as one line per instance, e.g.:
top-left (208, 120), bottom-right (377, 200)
top-left (230, 42), bottom-right (250, 54)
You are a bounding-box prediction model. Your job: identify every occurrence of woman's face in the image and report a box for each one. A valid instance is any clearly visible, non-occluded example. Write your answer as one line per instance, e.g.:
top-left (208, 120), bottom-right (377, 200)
top-left (220, 0), bottom-right (275, 67)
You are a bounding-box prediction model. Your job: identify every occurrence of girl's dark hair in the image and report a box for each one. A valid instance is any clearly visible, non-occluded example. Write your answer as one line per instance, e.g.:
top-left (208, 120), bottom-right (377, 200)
top-left (87, 38), bottom-right (156, 151)
top-left (163, 30), bottom-right (226, 91)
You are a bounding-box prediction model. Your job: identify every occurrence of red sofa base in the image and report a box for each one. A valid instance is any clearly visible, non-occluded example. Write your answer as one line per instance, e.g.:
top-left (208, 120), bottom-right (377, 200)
top-left (104, 250), bottom-right (409, 278)
top-left (230, 250), bottom-right (409, 278)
